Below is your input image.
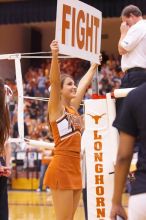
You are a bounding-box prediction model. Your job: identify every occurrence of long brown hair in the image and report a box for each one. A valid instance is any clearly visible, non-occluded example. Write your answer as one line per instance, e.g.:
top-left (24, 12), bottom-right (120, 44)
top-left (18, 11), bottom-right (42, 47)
top-left (0, 78), bottom-right (10, 154)
top-left (60, 74), bottom-right (74, 89)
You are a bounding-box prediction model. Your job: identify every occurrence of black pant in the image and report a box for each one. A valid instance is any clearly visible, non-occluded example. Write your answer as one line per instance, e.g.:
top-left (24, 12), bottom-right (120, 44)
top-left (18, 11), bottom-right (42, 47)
top-left (82, 187), bottom-right (88, 220)
top-left (113, 69), bottom-right (146, 127)
top-left (0, 157), bottom-right (8, 220)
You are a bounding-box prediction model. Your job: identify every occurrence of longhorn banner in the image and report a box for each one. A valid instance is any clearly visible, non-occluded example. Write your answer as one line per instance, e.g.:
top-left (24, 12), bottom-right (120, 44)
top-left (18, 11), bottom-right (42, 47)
top-left (83, 97), bottom-right (119, 219)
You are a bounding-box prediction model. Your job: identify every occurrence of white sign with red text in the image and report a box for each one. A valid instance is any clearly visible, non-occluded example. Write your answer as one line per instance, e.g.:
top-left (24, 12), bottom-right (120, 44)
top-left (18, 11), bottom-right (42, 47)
top-left (55, 0), bottom-right (102, 64)
top-left (83, 98), bottom-right (118, 219)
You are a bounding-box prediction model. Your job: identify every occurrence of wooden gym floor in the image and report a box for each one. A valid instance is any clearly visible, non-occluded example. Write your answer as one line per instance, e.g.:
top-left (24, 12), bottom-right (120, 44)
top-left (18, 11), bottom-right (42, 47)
top-left (8, 190), bottom-right (128, 220)
top-left (8, 191), bottom-right (128, 220)
top-left (9, 190), bottom-right (85, 220)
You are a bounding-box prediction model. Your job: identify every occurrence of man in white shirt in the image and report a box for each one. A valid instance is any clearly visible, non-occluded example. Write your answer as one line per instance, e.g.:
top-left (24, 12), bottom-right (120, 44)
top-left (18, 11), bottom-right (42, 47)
top-left (119, 5), bottom-right (146, 72)
top-left (113, 5), bottom-right (146, 127)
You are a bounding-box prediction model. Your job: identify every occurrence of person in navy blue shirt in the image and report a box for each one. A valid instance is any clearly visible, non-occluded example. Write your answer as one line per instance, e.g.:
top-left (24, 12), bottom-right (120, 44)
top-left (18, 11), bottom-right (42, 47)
top-left (110, 83), bottom-right (146, 220)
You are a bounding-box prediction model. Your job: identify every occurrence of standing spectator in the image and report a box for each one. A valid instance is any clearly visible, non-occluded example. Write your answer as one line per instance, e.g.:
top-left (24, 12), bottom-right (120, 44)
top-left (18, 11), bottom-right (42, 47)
top-left (37, 71), bottom-right (46, 96)
top-left (36, 147), bottom-right (52, 192)
top-left (113, 5), bottom-right (146, 127)
top-left (0, 78), bottom-right (11, 220)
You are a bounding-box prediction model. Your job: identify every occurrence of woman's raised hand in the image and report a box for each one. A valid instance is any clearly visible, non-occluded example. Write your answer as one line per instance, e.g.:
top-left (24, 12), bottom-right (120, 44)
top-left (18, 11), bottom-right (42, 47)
top-left (90, 53), bottom-right (102, 69)
top-left (50, 40), bottom-right (59, 56)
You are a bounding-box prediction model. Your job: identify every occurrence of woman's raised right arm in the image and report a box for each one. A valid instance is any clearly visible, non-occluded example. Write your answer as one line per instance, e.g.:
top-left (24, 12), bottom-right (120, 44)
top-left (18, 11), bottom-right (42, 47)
top-left (48, 40), bottom-right (63, 121)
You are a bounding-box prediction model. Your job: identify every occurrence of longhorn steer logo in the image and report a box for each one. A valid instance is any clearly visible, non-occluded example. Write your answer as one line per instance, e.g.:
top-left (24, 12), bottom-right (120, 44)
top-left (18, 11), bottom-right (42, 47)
top-left (87, 113), bottom-right (106, 124)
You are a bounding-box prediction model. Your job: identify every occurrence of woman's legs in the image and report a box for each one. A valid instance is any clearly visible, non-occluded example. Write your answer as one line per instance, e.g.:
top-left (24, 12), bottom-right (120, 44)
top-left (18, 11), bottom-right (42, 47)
top-left (72, 190), bottom-right (82, 218)
top-left (51, 189), bottom-right (73, 220)
top-left (51, 189), bottom-right (81, 220)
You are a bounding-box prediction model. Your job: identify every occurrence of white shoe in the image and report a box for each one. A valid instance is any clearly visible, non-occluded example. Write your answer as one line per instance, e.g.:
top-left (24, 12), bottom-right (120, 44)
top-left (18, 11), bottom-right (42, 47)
top-left (46, 188), bottom-right (51, 193)
top-left (36, 188), bottom-right (42, 192)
